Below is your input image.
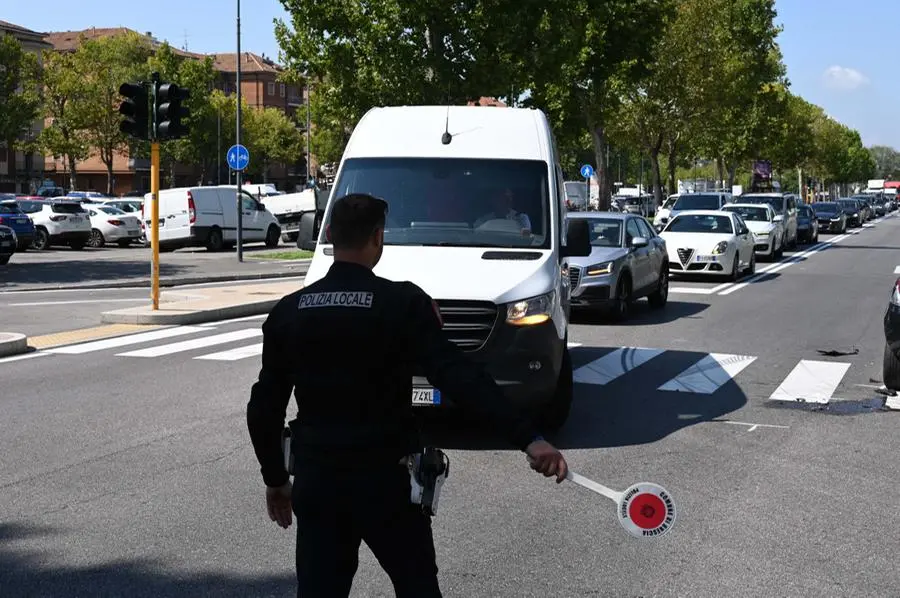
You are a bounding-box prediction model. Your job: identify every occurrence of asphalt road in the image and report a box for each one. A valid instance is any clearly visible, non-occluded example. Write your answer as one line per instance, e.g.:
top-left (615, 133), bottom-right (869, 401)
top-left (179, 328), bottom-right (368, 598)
top-left (0, 277), bottom-right (307, 337)
top-left (1, 214), bottom-right (899, 597)
top-left (0, 240), bottom-right (308, 292)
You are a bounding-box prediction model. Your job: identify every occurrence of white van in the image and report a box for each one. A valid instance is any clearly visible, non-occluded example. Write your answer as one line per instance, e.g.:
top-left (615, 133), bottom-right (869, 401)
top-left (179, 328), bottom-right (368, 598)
top-left (143, 186), bottom-right (282, 252)
top-left (304, 105), bottom-right (592, 430)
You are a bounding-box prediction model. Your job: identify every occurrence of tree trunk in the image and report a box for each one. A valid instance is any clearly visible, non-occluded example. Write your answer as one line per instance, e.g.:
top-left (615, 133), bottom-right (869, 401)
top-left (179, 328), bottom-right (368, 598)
top-left (67, 153), bottom-right (78, 191)
top-left (650, 149), bottom-right (664, 206)
top-left (591, 125), bottom-right (611, 210)
top-left (667, 144), bottom-right (677, 195)
top-left (105, 158), bottom-right (114, 196)
top-left (716, 157), bottom-right (725, 190)
top-left (726, 163), bottom-right (737, 191)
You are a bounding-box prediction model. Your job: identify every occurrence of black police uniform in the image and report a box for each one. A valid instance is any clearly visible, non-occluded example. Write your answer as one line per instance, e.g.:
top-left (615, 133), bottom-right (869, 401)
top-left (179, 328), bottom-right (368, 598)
top-left (247, 260), bottom-right (541, 597)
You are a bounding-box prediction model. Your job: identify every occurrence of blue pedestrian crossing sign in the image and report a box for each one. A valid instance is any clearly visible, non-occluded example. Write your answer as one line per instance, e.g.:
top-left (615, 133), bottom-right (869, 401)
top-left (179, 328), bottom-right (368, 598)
top-left (580, 164), bottom-right (594, 179)
top-left (227, 144), bottom-right (250, 171)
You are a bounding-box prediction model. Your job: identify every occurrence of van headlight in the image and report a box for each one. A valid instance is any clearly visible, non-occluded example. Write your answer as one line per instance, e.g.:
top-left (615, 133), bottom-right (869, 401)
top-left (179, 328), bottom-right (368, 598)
top-left (507, 291), bottom-right (556, 326)
top-left (712, 241), bottom-right (729, 255)
top-left (586, 261), bottom-right (614, 276)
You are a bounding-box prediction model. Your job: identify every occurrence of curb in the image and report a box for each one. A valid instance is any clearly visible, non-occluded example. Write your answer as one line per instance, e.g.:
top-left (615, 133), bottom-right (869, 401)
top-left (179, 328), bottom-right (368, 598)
top-left (0, 265), bottom-right (309, 293)
top-left (0, 332), bottom-right (28, 357)
top-left (100, 297), bottom-right (281, 326)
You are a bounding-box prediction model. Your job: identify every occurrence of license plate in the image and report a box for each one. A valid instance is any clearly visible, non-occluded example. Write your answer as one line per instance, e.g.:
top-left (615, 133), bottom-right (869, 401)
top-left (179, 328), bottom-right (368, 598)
top-left (284, 222), bottom-right (300, 231)
top-left (412, 387), bottom-right (441, 406)
top-left (69, 216), bottom-right (81, 222)
top-left (696, 255), bottom-right (717, 262)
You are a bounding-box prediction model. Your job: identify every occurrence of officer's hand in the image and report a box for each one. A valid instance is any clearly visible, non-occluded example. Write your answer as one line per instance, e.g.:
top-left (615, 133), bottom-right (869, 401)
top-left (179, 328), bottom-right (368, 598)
top-left (525, 439), bottom-right (568, 483)
top-left (266, 481), bottom-right (293, 529)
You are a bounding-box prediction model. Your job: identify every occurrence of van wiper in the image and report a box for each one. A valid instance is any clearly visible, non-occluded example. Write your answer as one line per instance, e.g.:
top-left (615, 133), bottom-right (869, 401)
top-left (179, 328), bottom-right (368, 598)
top-left (429, 242), bottom-right (515, 248)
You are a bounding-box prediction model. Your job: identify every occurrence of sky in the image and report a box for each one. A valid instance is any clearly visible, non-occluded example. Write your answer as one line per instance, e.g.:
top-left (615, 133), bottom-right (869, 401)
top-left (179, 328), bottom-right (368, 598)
top-left (4, 0), bottom-right (898, 148)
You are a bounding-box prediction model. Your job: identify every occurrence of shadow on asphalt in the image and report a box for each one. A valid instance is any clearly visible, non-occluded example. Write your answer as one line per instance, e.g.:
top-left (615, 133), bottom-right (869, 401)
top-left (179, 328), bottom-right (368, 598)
top-left (571, 300), bottom-right (708, 326)
top-left (0, 523), bottom-right (295, 597)
top-left (420, 346), bottom-right (747, 451)
top-left (0, 259), bottom-right (192, 288)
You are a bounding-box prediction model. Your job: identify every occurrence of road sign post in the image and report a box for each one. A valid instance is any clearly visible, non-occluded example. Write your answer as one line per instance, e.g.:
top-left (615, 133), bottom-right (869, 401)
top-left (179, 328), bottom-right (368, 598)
top-left (150, 72), bottom-right (161, 311)
top-left (580, 164), bottom-right (594, 211)
top-left (226, 144), bottom-right (250, 261)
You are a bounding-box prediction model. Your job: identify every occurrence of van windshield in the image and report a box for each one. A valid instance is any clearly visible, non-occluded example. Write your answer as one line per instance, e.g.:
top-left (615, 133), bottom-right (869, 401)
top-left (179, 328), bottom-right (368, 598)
top-left (673, 194), bottom-right (721, 211)
top-left (741, 195), bottom-right (784, 213)
top-left (326, 157), bottom-right (550, 249)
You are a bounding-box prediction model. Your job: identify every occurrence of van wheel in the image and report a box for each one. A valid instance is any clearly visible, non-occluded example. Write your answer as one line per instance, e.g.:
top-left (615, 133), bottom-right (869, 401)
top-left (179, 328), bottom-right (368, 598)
top-left (88, 229), bottom-right (105, 248)
top-left (32, 228), bottom-right (49, 250)
top-left (265, 225), bottom-right (281, 248)
top-left (282, 232), bottom-right (298, 244)
top-left (206, 227), bottom-right (224, 251)
top-left (539, 347), bottom-right (574, 433)
top-left (296, 212), bottom-right (318, 251)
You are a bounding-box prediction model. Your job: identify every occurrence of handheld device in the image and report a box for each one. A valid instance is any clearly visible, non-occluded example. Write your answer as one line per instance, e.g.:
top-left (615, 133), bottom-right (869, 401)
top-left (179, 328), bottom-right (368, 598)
top-left (407, 447), bottom-right (450, 516)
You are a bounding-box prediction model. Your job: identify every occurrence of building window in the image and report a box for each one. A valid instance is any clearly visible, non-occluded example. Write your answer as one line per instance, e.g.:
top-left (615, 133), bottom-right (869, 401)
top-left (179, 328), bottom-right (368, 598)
top-left (268, 81), bottom-right (275, 96)
top-left (280, 83), bottom-right (285, 97)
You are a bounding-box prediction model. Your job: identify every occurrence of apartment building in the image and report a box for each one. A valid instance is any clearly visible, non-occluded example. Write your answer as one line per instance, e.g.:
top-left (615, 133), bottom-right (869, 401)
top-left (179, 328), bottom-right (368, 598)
top-left (0, 20), bottom-right (53, 194)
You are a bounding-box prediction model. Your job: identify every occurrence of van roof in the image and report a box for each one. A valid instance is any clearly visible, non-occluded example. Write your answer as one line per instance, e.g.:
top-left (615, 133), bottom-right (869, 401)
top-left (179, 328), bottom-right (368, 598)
top-left (344, 106), bottom-right (551, 161)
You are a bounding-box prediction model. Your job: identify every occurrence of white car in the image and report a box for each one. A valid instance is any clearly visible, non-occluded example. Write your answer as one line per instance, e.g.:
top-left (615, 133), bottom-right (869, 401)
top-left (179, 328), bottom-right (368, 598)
top-left (85, 205), bottom-right (144, 248)
top-left (15, 199), bottom-right (91, 250)
top-left (722, 203), bottom-right (784, 261)
top-left (653, 194), bottom-right (679, 230)
top-left (660, 210), bottom-right (756, 280)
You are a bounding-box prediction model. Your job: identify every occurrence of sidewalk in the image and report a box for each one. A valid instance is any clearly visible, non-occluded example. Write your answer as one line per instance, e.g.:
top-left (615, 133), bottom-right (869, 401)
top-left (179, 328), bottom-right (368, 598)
top-left (101, 280), bottom-right (303, 325)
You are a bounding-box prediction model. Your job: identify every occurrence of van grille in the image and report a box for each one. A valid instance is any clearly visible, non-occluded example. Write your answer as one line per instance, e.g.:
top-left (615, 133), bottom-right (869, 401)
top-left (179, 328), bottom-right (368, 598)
top-left (436, 300), bottom-right (497, 352)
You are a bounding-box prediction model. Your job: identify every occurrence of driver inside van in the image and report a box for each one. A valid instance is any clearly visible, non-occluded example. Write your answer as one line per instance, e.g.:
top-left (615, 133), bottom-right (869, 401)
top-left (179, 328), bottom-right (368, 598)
top-left (473, 187), bottom-right (532, 235)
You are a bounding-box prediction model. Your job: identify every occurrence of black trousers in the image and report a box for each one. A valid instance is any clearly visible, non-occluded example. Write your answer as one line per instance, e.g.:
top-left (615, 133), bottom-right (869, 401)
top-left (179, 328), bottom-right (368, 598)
top-left (292, 462), bottom-right (443, 598)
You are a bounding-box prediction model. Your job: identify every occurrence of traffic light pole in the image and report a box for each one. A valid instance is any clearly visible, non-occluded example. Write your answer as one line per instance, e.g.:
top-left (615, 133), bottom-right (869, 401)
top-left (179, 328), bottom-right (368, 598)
top-left (150, 73), bottom-right (161, 311)
top-left (150, 141), bottom-right (160, 310)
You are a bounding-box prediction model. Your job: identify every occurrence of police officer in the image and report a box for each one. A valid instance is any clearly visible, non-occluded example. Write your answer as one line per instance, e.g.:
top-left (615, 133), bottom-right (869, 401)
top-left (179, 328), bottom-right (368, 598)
top-left (247, 193), bottom-right (569, 597)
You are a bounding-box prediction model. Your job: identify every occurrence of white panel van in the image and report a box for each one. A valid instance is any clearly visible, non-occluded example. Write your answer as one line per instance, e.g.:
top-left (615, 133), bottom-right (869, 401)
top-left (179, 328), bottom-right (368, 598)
top-left (143, 186), bottom-right (282, 252)
top-left (304, 106), bottom-right (592, 430)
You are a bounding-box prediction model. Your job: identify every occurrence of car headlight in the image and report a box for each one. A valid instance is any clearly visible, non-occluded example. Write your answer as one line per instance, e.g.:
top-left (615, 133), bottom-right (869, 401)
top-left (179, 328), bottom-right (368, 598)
top-left (712, 241), bottom-right (729, 255)
top-left (851, 213), bottom-right (858, 217)
top-left (755, 231), bottom-right (770, 237)
top-left (506, 291), bottom-right (556, 327)
top-left (830, 216), bottom-right (841, 221)
top-left (586, 261), bottom-right (614, 276)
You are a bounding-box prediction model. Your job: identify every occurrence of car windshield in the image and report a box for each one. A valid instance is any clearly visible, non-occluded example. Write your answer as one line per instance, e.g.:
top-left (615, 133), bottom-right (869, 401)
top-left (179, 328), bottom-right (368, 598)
top-left (663, 196), bottom-right (678, 209)
top-left (0, 203), bottom-right (23, 214)
top-left (325, 157), bottom-right (550, 249)
top-left (724, 206), bottom-right (769, 222)
top-left (51, 202), bottom-right (86, 214)
top-left (838, 200), bottom-right (858, 210)
top-left (574, 218), bottom-right (623, 247)
top-left (673, 194), bottom-right (721, 211)
top-left (666, 214), bottom-right (734, 234)
top-left (814, 202), bottom-right (839, 213)
top-left (798, 206), bottom-right (812, 216)
top-left (98, 206), bottom-right (126, 215)
top-left (17, 200), bottom-right (43, 214)
top-left (740, 195), bottom-right (784, 213)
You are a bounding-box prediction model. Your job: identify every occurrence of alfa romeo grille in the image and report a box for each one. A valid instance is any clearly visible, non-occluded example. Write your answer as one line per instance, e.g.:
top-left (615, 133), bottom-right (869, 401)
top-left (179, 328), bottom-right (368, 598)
top-left (435, 300), bottom-right (497, 352)
top-left (569, 265), bottom-right (582, 289)
top-left (676, 248), bottom-right (694, 265)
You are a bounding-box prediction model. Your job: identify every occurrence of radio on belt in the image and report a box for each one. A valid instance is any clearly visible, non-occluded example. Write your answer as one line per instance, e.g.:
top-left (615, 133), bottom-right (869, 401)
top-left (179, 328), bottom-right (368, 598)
top-left (407, 447), bottom-right (450, 516)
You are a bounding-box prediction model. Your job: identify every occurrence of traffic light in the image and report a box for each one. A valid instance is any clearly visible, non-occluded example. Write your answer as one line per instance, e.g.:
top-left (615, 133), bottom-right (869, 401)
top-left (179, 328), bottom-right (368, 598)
top-left (119, 82), bottom-right (149, 140)
top-left (154, 83), bottom-right (191, 140)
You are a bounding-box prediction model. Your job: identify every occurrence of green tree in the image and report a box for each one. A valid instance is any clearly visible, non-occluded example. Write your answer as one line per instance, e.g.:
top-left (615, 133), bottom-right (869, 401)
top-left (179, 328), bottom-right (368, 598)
top-left (0, 34), bottom-right (41, 164)
top-left (75, 32), bottom-right (152, 194)
top-left (868, 146), bottom-right (900, 179)
top-left (243, 106), bottom-right (305, 182)
top-left (307, 83), bottom-right (353, 166)
top-left (38, 49), bottom-right (92, 190)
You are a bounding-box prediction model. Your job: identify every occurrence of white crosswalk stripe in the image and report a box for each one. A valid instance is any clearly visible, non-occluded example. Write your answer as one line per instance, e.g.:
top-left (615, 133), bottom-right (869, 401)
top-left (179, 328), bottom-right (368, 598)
top-left (768, 359), bottom-right (851, 403)
top-left (194, 342), bottom-right (263, 362)
top-left (573, 347), bottom-right (664, 385)
top-left (117, 328), bottom-right (263, 358)
top-left (658, 353), bottom-right (757, 394)
top-left (45, 326), bottom-right (209, 355)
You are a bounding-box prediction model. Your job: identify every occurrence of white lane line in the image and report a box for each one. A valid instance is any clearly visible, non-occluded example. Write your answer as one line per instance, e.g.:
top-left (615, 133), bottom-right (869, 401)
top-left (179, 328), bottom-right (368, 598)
top-left (668, 287), bottom-right (716, 295)
top-left (573, 347), bottom-right (664, 385)
top-left (708, 282), bottom-right (735, 293)
top-left (894, 266), bottom-right (900, 275)
top-left (4, 298), bottom-right (147, 307)
top-left (658, 353), bottom-right (757, 394)
top-left (567, 342), bottom-right (583, 348)
top-left (0, 351), bottom-right (52, 364)
top-left (45, 326), bottom-right (208, 354)
top-left (769, 360), bottom-right (851, 403)
top-left (118, 328), bottom-right (262, 357)
top-left (197, 314), bottom-right (267, 327)
top-left (719, 420), bottom-right (790, 431)
top-left (195, 342), bottom-right (263, 361)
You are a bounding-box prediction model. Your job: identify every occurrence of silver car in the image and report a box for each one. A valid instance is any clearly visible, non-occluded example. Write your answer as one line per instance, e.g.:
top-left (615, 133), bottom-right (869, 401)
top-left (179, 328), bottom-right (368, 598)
top-left (567, 212), bottom-right (669, 321)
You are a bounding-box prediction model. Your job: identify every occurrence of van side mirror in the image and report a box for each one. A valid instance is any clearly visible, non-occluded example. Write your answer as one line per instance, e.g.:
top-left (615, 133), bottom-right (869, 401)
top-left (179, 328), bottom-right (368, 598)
top-left (258, 202), bottom-right (266, 211)
top-left (563, 219), bottom-right (591, 257)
